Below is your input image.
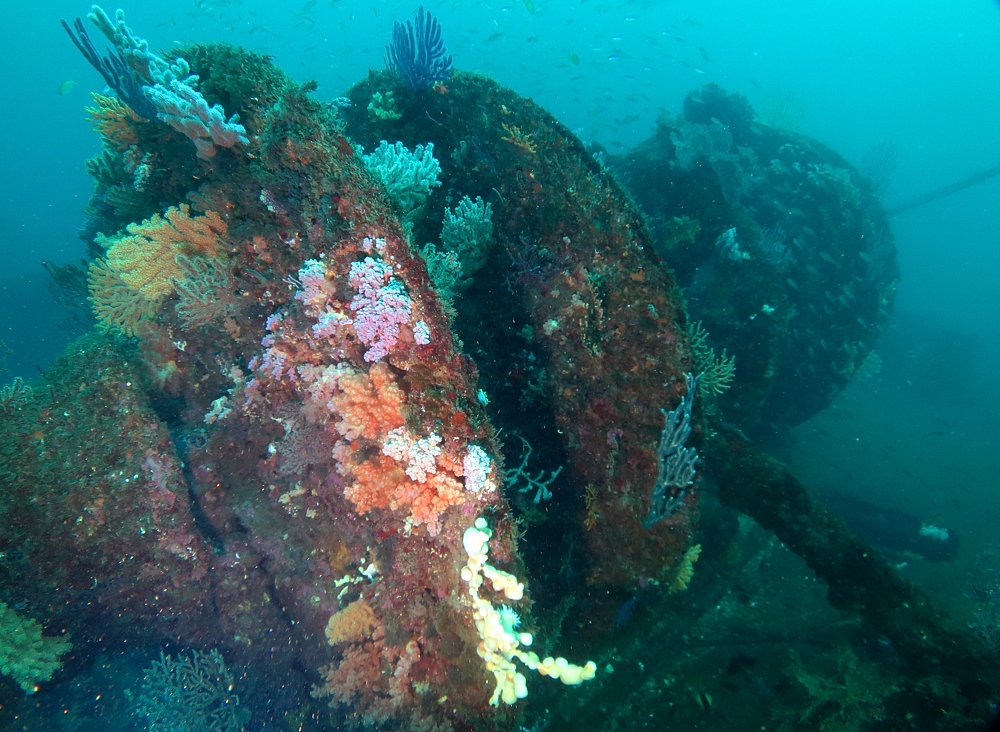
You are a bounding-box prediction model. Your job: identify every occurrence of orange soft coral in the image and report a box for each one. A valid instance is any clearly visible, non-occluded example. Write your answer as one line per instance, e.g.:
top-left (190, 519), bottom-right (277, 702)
top-left (325, 598), bottom-right (378, 646)
top-left (405, 472), bottom-right (465, 536)
top-left (346, 453), bottom-right (403, 514)
top-left (345, 452), bottom-right (465, 536)
top-left (329, 362), bottom-right (406, 441)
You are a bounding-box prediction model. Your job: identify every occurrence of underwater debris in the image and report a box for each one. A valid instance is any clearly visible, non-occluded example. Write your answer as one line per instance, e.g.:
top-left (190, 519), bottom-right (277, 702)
top-left (342, 68), bottom-right (696, 590)
top-left (612, 84), bottom-right (899, 437)
top-left (704, 418), bottom-right (1000, 723)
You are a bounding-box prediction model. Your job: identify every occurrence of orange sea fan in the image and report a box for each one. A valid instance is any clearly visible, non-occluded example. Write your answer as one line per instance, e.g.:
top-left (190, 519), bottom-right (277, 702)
top-left (86, 92), bottom-right (144, 152)
top-left (87, 258), bottom-right (155, 337)
top-left (97, 204), bottom-right (229, 303)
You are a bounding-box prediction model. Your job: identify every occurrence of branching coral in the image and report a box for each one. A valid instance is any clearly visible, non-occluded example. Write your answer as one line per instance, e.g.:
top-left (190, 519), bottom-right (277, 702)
top-left (362, 141), bottom-right (442, 212)
top-left (133, 649), bottom-right (246, 732)
top-left (64, 6), bottom-right (248, 159)
top-left (790, 647), bottom-right (897, 732)
top-left (440, 195), bottom-right (494, 279)
top-left (0, 377), bottom-right (34, 416)
top-left (689, 321), bottom-right (736, 397)
top-left (0, 602), bottom-right (72, 694)
top-left (385, 5), bottom-right (453, 91)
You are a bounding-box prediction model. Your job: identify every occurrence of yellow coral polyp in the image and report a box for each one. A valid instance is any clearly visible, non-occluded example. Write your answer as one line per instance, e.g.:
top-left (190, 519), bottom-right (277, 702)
top-left (669, 542), bottom-right (702, 594)
top-left (461, 517), bottom-right (596, 706)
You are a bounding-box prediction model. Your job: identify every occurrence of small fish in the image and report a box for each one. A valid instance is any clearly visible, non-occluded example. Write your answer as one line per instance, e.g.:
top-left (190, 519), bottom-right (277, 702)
top-left (521, 0), bottom-right (536, 14)
top-left (567, 53), bottom-right (580, 66)
top-left (486, 31), bottom-right (504, 43)
top-left (57, 80), bottom-right (77, 96)
top-left (699, 46), bottom-right (711, 62)
top-left (526, 36), bottom-right (539, 43)
top-left (613, 594), bottom-right (641, 628)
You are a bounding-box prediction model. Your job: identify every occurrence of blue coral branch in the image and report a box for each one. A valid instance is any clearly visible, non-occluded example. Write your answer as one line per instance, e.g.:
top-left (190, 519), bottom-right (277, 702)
top-left (386, 6), bottom-right (453, 91)
top-left (60, 16), bottom-right (157, 118)
top-left (642, 372), bottom-right (701, 528)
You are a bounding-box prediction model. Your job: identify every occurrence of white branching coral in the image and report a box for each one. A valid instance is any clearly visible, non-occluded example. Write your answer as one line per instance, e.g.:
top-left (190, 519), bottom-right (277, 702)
top-left (362, 140), bottom-right (442, 212)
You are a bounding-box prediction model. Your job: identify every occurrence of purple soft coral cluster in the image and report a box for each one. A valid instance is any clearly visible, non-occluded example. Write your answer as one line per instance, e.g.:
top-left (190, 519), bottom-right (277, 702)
top-left (294, 259), bottom-right (331, 313)
top-left (349, 256), bottom-right (413, 362)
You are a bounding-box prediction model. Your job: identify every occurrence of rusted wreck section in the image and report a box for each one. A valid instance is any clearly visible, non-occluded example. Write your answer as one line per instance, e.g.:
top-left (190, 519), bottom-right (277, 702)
top-left (344, 72), bottom-right (697, 588)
